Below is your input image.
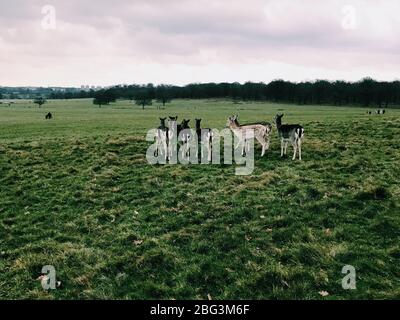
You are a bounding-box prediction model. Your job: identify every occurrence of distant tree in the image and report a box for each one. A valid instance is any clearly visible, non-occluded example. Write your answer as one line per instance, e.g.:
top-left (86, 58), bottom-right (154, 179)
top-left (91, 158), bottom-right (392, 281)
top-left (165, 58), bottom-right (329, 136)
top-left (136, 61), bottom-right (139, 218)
top-left (135, 89), bottom-right (152, 109)
top-left (313, 80), bottom-right (331, 105)
top-left (146, 83), bottom-right (156, 99)
top-left (268, 80), bottom-right (287, 102)
top-left (0, 93), bottom-right (3, 99)
top-left (93, 89), bottom-right (116, 107)
top-left (358, 77), bottom-right (377, 107)
top-left (34, 97), bottom-right (46, 108)
top-left (93, 97), bottom-right (104, 108)
top-left (156, 85), bottom-right (173, 107)
top-left (230, 82), bottom-right (242, 102)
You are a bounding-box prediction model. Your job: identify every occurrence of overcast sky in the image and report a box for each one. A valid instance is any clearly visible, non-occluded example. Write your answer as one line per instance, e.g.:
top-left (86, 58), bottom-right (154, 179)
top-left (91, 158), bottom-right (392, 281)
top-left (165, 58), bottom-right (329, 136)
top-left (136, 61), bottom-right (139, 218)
top-left (1, 0), bottom-right (399, 87)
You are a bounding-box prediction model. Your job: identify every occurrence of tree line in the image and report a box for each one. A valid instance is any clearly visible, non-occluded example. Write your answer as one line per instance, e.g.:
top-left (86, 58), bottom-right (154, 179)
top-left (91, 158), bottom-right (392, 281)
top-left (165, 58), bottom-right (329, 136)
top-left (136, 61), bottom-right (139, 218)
top-left (3, 78), bottom-right (400, 107)
top-left (90, 78), bottom-right (400, 108)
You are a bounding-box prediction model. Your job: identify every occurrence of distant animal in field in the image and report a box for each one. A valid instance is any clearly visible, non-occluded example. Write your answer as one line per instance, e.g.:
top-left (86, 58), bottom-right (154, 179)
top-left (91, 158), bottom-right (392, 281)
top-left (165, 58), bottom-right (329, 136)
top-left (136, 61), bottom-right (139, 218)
top-left (375, 109), bottom-right (386, 115)
top-left (227, 115), bottom-right (272, 157)
top-left (195, 119), bottom-right (213, 161)
top-left (45, 112), bottom-right (52, 119)
top-left (274, 114), bottom-right (304, 161)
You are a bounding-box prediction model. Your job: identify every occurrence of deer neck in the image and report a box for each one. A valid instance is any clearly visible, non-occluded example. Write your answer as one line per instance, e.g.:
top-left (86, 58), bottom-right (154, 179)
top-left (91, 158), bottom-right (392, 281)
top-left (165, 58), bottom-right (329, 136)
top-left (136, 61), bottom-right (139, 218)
top-left (230, 121), bottom-right (240, 130)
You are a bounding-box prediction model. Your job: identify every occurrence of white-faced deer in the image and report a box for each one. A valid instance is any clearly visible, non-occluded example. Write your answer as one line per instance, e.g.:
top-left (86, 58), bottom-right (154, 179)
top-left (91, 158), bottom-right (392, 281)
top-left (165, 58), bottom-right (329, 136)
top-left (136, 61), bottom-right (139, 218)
top-left (274, 114), bottom-right (304, 160)
top-left (227, 115), bottom-right (272, 157)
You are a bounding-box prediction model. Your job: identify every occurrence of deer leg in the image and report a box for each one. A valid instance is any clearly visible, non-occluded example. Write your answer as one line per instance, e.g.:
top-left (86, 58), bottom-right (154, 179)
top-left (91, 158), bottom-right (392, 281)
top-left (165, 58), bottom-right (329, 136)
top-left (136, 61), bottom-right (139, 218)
top-left (281, 140), bottom-right (284, 157)
top-left (185, 136), bottom-right (190, 160)
top-left (240, 138), bottom-right (246, 156)
top-left (235, 137), bottom-right (243, 150)
top-left (168, 133), bottom-right (173, 158)
top-left (207, 134), bottom-right (212, 162)
top-left (181, 140), bottom-right (186, 159)
top-left (255, 135), bottom-right (265, 156)
top-left (164, 141), bottom-right (168, 160)
top-left (298, 139), bottom-right (302, 160)
top-left (292, 140), bottom-right (297, 160)
top-left (154, 139), bottom-right (158, 157)
top-left (188, 136), bottom-right (192, 160)
top-left (263, 137), bottom-right (269, 156)
top-left (158, 139), bottom-right (162, 157)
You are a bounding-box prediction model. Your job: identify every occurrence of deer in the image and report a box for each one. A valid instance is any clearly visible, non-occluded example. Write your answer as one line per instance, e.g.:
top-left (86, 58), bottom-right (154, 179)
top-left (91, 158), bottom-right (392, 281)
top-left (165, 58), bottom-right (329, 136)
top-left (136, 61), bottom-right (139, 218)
top-left (195, 119), bottom-right (213, 161)
top-left (167, 117), bottom-right (192, 160)
top-left (156, 117), bottom-right (169, 160)
top-left (179, 119), bottom-right (191, 160)
top-left (227, 115), bottom-right (272, 157)
top-left (167, 116), bottom-right (179, 159)
top-left (274, 114), bottom-right (304, 161)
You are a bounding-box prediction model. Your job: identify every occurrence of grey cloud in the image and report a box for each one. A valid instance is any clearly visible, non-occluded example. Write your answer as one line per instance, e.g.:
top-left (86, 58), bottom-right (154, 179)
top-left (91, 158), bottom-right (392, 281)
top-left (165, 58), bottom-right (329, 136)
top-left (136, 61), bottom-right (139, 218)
top-left (0, 0), bottom-right (400, 86)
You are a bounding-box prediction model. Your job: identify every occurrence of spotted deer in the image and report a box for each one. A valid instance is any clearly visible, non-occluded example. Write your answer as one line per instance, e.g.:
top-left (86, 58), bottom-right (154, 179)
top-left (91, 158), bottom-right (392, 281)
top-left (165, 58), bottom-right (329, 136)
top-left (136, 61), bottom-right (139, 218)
top-left (227, 115), bottom-right (272, 157)
top-left (274, 114), bottom-right (304, 160)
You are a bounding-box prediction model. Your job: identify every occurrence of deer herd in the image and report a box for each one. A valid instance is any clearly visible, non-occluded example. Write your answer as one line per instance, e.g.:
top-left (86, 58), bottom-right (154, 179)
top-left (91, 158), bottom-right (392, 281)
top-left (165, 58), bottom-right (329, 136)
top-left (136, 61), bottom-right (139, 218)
top-left (155, 114), bottom-right (304, 162)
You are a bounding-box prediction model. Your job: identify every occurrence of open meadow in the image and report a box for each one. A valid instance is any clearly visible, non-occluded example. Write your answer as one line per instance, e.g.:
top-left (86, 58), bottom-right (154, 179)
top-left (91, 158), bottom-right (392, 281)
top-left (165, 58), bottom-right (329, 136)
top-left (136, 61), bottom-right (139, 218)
top-left (0, 99), bottom-right (399, 299)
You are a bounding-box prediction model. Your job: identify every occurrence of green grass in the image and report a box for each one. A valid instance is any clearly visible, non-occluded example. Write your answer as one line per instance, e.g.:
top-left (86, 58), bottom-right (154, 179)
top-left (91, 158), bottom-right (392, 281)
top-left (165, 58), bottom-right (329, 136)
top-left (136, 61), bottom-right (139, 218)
top-left (0, 99), bottom-right (399, 299)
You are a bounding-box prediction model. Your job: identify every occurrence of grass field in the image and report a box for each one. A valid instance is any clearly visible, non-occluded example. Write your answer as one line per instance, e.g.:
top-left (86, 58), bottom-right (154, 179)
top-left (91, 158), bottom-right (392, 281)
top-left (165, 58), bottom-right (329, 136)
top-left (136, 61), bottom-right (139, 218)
top-left (0, 99), bottom-right (399, 299)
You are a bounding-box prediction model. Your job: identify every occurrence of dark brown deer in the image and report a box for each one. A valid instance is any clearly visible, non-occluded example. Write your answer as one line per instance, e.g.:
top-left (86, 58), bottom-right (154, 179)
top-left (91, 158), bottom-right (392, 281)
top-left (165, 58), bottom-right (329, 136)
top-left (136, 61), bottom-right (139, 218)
top-left (274, 114), bottom-right (304, 160)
